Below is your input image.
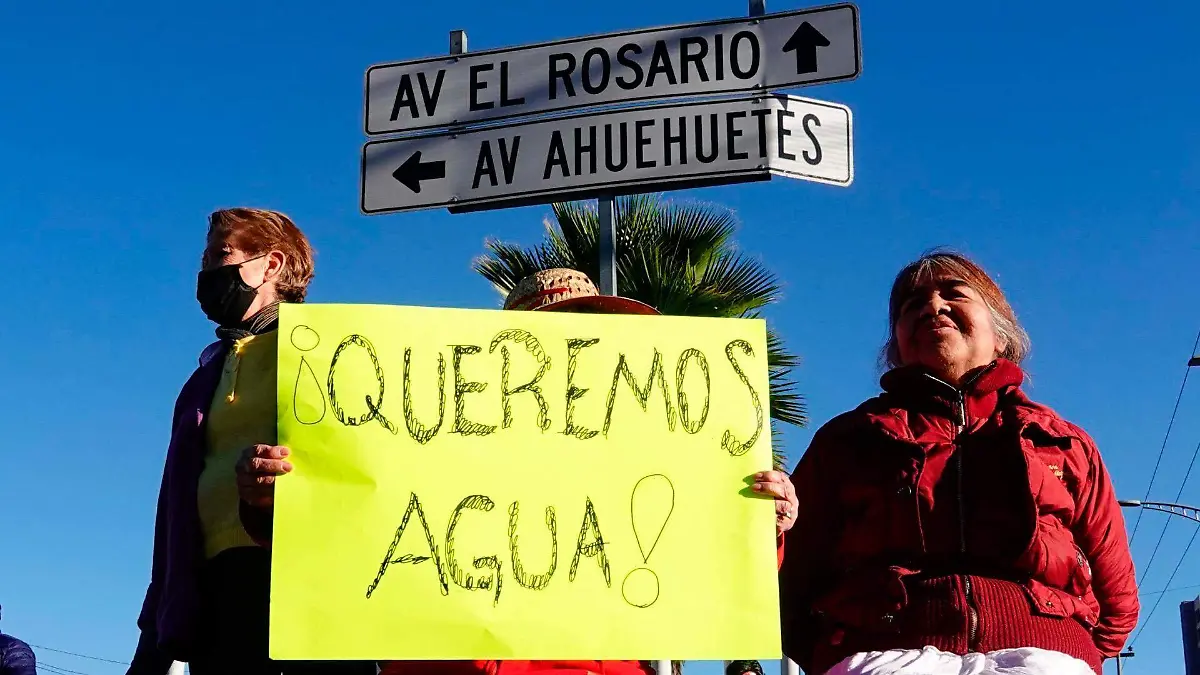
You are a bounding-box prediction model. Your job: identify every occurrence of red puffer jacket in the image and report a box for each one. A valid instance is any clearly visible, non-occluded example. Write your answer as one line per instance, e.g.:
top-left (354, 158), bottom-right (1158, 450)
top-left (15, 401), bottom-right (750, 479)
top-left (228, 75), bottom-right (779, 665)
top-left (779, 359), bottom-right (1138, 675)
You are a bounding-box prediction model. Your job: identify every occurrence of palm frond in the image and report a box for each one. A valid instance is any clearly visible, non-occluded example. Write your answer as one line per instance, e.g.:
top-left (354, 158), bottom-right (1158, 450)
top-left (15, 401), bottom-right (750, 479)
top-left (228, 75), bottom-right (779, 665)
top-left (472, 195), bottom-right (807, 468)
top-left (767, 327), bottom-right (807, 430)
top-left (695, 253), bottom-right (782, 317)
top-left (547, 201), bottom-right (596, 269)
top-left (616, 194), bottom-right (663, 243)
top-left (771, 423), bottom-right (787, 471)
top-left (472, 240), bottom-right (546, 295)
top-left (655, 199), bottom-right (739, 278)
top-left (619, 246), bottom-right (711, 316)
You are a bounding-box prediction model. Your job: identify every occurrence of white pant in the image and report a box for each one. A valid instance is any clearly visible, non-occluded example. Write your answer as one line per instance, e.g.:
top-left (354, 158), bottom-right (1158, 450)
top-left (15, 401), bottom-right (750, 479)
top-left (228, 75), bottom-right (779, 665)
top-left (825, 646), bottom-right (1095, 675)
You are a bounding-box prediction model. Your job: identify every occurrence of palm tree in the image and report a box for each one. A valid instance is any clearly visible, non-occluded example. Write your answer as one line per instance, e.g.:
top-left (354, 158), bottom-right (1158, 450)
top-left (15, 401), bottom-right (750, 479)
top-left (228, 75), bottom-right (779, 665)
top-left (472, 193), bottom-right (805, 468)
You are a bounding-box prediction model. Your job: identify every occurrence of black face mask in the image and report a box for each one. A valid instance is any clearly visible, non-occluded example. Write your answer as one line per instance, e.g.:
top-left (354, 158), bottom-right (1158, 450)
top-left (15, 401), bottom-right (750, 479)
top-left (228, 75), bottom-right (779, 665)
top-left (196, 255), bottom-right (266, 327)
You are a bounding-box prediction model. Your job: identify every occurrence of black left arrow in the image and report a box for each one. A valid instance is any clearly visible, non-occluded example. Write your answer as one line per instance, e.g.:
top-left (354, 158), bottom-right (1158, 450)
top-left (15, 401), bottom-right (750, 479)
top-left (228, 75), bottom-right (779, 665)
top-left (781, 21), bottom-right (831, 75)
top-left (392, 150), bottom-right (446, 194)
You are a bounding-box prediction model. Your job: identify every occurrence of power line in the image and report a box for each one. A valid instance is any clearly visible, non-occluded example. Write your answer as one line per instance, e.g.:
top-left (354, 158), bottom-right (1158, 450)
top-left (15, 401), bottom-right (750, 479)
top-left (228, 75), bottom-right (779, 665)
top-left (1132, 521), bottom-right (1200, 647)
top-left (1140, 582), bottom-right (1200, 598)
top-left (40, 663), bottom-right (95, 675)
top-left (1129, 326), bottom-right (1200, 544)
top-left (1137, 438), bottom-right (1200, 585)
top-left (31, 644), bottom-right (129, 665)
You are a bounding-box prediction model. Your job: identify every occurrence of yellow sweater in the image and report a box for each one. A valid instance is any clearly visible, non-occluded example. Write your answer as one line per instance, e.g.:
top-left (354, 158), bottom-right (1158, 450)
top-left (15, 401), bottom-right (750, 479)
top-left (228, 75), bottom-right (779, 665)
top-left (198, 330), bottom-right (278, 559)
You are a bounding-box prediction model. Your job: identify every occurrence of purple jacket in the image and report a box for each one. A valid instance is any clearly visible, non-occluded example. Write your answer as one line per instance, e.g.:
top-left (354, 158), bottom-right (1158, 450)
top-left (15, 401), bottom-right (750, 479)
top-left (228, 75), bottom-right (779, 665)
top-left (0, 633), bottom-right (36, 675)
top-left (135, 341), bottom-right (229, 660)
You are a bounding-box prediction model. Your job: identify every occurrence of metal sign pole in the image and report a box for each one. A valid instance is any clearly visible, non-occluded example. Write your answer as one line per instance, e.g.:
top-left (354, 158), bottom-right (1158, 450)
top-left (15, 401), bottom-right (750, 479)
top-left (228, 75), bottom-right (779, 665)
top-left (597, 195), bottom-right (617, 295)
top-left (450, 28), bottom-right (467, 55)
top-left (605, 0), bottom-right (762, 305)
top-left (605, 0), bottom-right (764, 300)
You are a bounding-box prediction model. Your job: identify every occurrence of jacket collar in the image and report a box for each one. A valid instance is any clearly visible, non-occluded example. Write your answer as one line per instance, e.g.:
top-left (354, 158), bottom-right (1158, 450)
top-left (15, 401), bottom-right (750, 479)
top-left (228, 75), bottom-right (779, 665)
top-left (879, 358), bottom-right (1024, 426)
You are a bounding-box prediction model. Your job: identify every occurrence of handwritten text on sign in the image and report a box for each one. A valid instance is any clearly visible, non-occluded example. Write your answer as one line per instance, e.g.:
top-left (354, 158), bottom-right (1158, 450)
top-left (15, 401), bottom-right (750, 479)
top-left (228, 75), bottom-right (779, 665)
top-left (269, 304), bottom-right (780, 660)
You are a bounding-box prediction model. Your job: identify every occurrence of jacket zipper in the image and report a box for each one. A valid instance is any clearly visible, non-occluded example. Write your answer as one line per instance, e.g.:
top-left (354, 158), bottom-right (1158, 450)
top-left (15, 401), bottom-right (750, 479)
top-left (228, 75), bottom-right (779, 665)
top-left (952, 391), bottom-right (981, 651)
top-left (923, 364), bottom-right (995, 652)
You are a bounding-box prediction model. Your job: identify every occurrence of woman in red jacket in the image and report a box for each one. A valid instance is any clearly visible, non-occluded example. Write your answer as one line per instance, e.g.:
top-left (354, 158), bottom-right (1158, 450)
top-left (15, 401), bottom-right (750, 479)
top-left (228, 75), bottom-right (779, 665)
top-left (779, 251), bottom-right (1138, 675)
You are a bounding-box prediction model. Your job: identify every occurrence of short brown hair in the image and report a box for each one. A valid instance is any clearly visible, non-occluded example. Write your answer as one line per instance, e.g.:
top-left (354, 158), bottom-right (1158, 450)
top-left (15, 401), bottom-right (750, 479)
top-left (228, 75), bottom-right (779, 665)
top-left (208, 207), bottom-right (315, 302)
top-left (883, 249), bottom-right (1030, 370)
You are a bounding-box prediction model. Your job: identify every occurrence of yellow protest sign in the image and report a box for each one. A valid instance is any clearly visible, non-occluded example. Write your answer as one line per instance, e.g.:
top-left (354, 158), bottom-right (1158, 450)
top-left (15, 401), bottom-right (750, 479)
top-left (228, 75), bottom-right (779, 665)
top-left (270, 303), bottom-right (781, 661)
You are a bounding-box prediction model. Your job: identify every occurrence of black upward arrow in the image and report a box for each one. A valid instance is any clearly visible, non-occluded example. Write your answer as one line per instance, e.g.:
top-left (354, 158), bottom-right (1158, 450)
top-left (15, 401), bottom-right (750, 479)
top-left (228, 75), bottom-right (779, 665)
top-left (781, 21), bottom-right (831, 75)
top-left (392, 150), bottom-right (446, 194)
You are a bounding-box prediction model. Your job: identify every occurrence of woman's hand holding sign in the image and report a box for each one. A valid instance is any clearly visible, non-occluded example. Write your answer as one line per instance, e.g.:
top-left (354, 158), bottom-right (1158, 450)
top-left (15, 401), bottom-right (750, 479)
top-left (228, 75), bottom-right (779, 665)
top-left (751, 470), bottom-right (799, 535)
top-left (236, 444), bottom-right (294, 508)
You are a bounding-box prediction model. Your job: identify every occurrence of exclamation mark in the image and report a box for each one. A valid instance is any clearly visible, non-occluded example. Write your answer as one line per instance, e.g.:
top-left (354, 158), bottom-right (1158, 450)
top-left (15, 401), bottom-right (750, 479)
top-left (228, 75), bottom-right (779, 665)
top-left (621, 474), bottom-right (675, 608)
top-left (291, 324), bottom-right (326, 425)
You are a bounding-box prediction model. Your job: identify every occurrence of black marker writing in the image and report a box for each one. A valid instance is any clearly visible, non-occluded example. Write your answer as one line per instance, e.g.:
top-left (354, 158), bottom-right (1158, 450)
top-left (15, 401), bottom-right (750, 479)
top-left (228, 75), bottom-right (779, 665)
top-left (402, 348), bottom-right (446, 445)
top-left (508, 501), bottom-right (557, 590)
top-left (563, 338), bottom-right (600, 440)
top-left (722, 339), bottom-right (764, 456)
top-left (365, 491), bottom-right (617, 605)
top-left (293, 357), bottom-right (326, 425)
top-left (366, 492), bottom-right (448, 599)
top-left (446, 495), bottom-right (503, 606)
top-left (328, 335), bottom-right (397, 434)
top-left (622, 474), bottom-right (675, 608)
top-left (290, 325), bottom-right (325, 425)
top-left (451, 345), bottom-right (498, 437)
top-left (319, 329), bottom-right (755, 449)
top-left (489, 329), bottom-right (552, 431)
top-left (569, 497), bottom-right (611, 587)
top-left (603, 350), bottom-right (676, 436)
top-left (675, 348), bottom-right (711, 435)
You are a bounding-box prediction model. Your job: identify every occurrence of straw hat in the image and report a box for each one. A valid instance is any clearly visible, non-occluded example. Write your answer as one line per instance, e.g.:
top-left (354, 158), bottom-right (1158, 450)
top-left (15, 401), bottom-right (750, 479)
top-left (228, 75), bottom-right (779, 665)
top-left (503, 268), bottom-right (660, 315)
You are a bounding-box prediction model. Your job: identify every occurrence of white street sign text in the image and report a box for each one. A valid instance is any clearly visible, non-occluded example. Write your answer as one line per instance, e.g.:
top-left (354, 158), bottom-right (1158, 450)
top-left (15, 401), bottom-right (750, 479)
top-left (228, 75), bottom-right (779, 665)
top-left (365, 3), bottom-right (859, 135)
top-left (361, 94), bottom-right (852, 214)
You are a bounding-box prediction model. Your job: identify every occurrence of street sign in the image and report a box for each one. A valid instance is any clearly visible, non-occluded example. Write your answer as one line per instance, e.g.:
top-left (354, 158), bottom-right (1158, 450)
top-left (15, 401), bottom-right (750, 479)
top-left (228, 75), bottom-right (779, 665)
top-left (361, 94), bottom-right (852, 215)
top-left (364, 3), bottom-right (860, 135)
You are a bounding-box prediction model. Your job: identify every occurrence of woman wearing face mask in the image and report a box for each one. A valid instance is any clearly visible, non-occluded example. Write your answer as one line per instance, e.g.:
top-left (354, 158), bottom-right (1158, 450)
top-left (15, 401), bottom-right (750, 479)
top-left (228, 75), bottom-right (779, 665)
top-left (778, 251), bottom-right (1138, 675)
top-left (127, 208), bottom-right (375, 675)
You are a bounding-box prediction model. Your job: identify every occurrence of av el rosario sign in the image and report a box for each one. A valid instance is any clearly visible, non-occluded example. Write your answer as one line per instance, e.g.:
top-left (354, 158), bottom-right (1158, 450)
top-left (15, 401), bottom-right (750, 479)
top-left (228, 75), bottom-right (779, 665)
top-left (361, 94), bottom-right (852, 215)
top-left (364, 3), bottom-right (860, 134)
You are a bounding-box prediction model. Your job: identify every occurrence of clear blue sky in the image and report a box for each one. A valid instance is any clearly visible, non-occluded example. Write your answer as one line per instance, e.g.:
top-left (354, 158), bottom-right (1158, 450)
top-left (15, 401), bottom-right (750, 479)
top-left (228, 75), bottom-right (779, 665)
top-left (1, 0), bottom-right (1198, 674)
